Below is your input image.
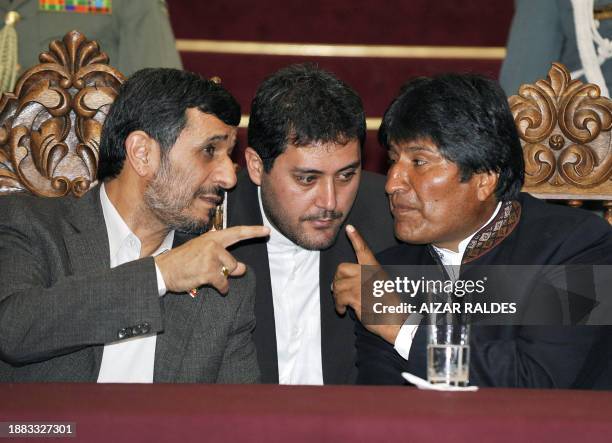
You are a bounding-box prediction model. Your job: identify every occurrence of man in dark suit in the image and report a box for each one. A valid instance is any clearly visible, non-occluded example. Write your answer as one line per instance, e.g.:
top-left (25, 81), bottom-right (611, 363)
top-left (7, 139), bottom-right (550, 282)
top-left (0, 68), bottom-right (268, 382)
top-left (333, 73), bottom-right (612, 388)
top-left (227, 64), bottom-right (396, 384)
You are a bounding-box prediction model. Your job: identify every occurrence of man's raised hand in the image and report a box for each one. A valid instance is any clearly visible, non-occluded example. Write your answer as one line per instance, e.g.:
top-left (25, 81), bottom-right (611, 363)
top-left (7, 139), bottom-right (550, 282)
top-left (155, 225), bottom-right (270, 295)
top-left (332, 224), bottom-right (403, 344)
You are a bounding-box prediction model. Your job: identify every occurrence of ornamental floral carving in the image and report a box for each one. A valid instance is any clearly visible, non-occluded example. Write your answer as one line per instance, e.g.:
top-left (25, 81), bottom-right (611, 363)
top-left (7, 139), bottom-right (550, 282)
top-left (509, 62), bottom-right (612, 188)
top-left (0, 30), bottom-right (124, 197)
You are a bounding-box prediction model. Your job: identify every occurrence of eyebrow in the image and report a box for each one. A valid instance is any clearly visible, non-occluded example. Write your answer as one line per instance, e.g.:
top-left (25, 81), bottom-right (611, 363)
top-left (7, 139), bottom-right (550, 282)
top-left (292, 161), bottom-right (361, 175)
top-left (392, 145), bottom-right (437, 154)
top-left (202, 134), bottom-right (229, 144)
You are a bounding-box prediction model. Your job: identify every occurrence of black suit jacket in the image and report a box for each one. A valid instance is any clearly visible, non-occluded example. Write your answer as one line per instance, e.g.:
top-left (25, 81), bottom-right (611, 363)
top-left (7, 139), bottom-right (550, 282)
top-left (356, 193), bottom-right (612, 388)
top-left (227, 170), bottom-right (397, 384)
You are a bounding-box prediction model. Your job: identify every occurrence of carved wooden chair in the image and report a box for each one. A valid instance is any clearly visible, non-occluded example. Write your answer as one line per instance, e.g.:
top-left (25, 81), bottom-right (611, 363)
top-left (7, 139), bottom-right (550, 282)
top-left (0, 30), bottom-right (124, 198)
top-left (509, 62), bottom-right (612, 224)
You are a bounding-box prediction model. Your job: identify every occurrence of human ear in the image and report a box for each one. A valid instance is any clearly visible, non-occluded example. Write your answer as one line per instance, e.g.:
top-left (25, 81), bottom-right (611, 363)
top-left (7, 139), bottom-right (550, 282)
top-left (244, 147), bottom-right (264, 186)
top-left (475, 171), bottom-right (499, 202)
top-left (124, 131), bottom-right (157, 178)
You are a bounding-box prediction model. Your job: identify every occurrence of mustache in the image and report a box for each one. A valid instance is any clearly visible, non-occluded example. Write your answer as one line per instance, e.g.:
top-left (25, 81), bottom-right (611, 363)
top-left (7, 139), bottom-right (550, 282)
top-left (300, 210), bottom-right (343, 222)
top-left (193, 186), bottom-right (224, 203)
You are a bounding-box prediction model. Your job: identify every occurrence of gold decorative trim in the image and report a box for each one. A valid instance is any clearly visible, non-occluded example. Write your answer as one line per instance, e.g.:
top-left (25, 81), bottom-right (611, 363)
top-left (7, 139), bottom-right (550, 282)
top-left (239, 115), bottom-right (382, 130)
top-left (176, 39), bottom-right (506, 60)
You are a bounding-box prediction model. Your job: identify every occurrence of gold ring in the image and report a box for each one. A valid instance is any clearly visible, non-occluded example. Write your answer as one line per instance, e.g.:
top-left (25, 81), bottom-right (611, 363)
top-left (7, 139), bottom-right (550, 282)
top-left (221, 265), bottom-right (230, 278)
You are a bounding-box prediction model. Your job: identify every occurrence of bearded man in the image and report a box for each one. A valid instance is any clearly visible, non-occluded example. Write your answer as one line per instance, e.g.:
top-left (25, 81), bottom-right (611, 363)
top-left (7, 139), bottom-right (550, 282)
top-left (227, 64), bottom-right (397, 384)
top-left (0, 68), bottom-right (268, 383)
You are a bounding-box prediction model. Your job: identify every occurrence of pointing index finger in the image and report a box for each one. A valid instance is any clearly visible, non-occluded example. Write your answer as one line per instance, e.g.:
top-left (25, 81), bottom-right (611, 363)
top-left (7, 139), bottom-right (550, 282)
top-left (215, 225), bottom-right (270, 248)
top-left (346, 224), bottom-right (378, 265)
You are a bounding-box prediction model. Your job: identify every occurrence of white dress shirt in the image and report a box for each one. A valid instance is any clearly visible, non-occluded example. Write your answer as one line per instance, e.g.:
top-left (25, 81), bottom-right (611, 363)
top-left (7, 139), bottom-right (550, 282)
top-left (258, 189), bottom-right (324, 385)
top-left (97, 184), bottom-right (174, 383)
top-left (393, 202), bottom-right (502, 359)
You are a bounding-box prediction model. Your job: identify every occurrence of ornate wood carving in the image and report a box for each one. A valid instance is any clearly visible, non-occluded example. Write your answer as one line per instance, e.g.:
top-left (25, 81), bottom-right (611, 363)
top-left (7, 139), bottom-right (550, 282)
top-left (509, 62), bottom-right (612, 199)
top-left (0, 30), bottom-right (124, 197)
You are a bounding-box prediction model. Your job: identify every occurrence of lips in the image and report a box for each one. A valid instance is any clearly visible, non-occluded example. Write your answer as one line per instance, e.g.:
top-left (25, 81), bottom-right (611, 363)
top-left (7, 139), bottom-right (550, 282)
top-left (390, 198), bottom-right (421, 217)
top-left (309, 218), bottom-right (337, 229)
top-left (197, 195), bottom-right (222, 206)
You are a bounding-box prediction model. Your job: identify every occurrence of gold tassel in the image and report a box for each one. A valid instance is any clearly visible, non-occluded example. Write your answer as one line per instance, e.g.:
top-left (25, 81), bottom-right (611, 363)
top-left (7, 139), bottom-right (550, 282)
top-left (0, 11), bottom-right (20, 94)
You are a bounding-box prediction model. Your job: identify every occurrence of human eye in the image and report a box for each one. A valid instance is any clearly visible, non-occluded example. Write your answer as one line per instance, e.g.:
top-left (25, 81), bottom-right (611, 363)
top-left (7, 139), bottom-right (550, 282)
top-left (413, 158), bottom-right (427, 167)
top-left (201, 144), bottom-right (216, 157)
top-left (295, 175), bottom-right (317, 185)
top-left (337, 170), bottom-right (356, 182)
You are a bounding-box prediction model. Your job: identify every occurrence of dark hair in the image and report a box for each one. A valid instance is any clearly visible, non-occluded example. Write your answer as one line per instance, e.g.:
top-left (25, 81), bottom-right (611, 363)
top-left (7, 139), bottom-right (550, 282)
top-left (378, 73), bottom-right (524, 201)
top-left (98, 68), bottom-right (241, 180)
top-left (248, 63), bottom-right (366, 172)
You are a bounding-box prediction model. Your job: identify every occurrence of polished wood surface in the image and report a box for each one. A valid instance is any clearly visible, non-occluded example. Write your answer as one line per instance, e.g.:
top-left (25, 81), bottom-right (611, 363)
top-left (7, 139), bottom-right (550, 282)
top-left (509, 62), bottom-right (612, 223)
top-left (0, 30), bottom-right (124, 197)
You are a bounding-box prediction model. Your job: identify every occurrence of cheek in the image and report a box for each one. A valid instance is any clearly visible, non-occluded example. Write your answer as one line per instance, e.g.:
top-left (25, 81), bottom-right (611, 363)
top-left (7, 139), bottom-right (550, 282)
top-left (264, 182), bottom-right (310, 220)
top-left (337, 181), bottom-right (360, 211)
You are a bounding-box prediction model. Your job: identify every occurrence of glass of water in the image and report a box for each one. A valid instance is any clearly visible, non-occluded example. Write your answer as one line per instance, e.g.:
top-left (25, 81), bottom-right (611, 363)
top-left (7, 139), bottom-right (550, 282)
top-left (427, 324), bottom-right (470, 386)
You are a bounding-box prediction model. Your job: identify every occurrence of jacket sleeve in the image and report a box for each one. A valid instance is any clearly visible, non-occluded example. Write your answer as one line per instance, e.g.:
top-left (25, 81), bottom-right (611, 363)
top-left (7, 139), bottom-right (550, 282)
top-left (0, 203), bottom-right (163, 366)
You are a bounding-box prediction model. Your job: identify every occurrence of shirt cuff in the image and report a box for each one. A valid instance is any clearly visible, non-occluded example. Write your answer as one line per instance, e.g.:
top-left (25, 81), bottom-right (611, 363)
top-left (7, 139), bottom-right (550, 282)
top-left (394, 323), bottom-right (419, 360)
top-left (154, 262), bottom-right (167, 296)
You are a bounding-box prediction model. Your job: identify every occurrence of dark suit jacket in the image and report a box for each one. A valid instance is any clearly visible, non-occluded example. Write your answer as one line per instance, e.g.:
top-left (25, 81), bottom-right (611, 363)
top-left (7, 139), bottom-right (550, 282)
top-left (356, 193), bottom-right (612, 389)
top-left (227, 170), bottom-right (397, 384)
top-left (0, 187), bottom-right (259, 383)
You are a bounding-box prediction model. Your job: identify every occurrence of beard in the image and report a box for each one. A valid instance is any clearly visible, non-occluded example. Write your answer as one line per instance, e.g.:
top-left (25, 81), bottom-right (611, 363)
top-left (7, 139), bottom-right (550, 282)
top-left (260, 181), bottom-right (344, 251)
top-left (143, 157), bottom-right (223, 234)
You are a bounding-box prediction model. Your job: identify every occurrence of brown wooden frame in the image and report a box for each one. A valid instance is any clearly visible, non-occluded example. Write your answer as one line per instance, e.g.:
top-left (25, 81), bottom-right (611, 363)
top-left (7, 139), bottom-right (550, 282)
top-left (0, 30), bottom-right (124, 198)
top-left (509, 62), bottom-right (612, 224)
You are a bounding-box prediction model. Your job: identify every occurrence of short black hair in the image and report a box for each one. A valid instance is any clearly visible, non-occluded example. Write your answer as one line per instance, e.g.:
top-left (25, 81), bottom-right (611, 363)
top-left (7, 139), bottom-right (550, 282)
top-left (248, 63), bottom-right (366, 172)
top-left (98, 68), bottom-right (241, 180)
top-left (378, 73), bottom-right (524, 201)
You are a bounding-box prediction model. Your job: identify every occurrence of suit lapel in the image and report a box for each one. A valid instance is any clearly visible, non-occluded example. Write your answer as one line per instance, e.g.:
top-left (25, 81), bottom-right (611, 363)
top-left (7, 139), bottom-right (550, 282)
top-left (319, 226), bottom-right (356, 384)
top-left (61, 186), bottom-right (109, 377)
top-left (152, 231), bottom-right (204, 381)
top-left (63, 186), bottom-right (110, 274)
top-left (227, 172), bottom-right (279, 382)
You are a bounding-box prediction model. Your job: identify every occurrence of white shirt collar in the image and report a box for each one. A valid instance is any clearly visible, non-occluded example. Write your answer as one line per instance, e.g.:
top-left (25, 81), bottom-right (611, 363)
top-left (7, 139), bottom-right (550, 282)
top-left (432, 201), bottom-right (502, 266)
top-left (99, 183), bottom-right (175, 262)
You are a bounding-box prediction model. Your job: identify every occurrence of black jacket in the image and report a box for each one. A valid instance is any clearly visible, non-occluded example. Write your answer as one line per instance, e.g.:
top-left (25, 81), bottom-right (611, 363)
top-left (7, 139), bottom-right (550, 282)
top-left (356, 193), bottom-right (612, 389)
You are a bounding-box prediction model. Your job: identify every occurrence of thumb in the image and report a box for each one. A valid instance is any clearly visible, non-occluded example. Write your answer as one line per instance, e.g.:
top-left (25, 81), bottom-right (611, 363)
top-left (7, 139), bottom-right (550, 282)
top-left (346, 224), bottom-right (378, 265)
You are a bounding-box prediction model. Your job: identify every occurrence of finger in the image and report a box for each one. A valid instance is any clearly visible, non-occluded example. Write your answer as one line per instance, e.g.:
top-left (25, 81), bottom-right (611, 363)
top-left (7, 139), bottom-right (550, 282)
top-left (334, 295), bottom-right (347, 315)
top-left (215, 249), bottom-right (247, 277)
top-left (333, 278), bottom-right (358, 293)
top-left (334, 290), bottom-right (360, 316)
top-left (210, 225), bottom-right (270, 248)
top-left (209, 272), bottom-right (230, 295)
top-left (230, 262), bottom-right (247, 277)
top-left (346, 225), bottom-right (378, 265)
top-left (335, 262), bottom-right (361, 279)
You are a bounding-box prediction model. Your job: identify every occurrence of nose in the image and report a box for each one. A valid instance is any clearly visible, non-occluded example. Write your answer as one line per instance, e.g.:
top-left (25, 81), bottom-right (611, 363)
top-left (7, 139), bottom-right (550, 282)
top-left (212, 154), bottom-right (238, 190)
top-left (385, 162), bottom-right (411, 195)
top-left (315, 177), bottom-right (337, 211)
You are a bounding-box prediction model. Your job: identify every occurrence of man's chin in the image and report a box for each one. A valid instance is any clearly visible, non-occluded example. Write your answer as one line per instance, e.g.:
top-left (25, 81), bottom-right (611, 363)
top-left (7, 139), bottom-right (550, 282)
top-left (168, 216), bottom-right (210, 234)
top-left (296, 227), bottom-right (341, 251)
